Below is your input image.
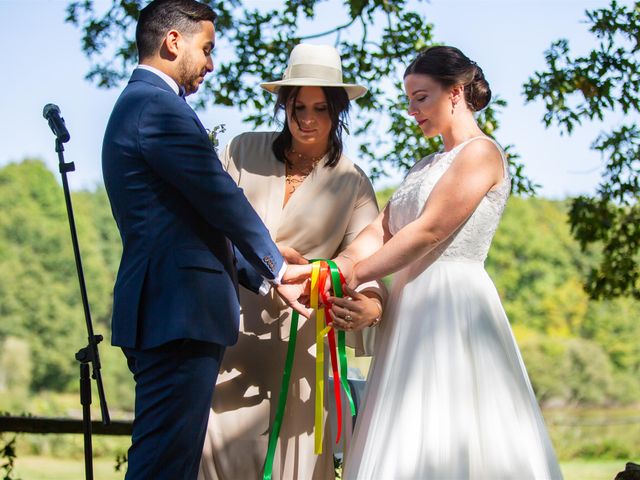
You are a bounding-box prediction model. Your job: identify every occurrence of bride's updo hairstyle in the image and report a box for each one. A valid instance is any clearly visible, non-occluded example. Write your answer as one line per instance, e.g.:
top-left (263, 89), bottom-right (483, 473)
top-left (404, 46), bottom-right (491, 112)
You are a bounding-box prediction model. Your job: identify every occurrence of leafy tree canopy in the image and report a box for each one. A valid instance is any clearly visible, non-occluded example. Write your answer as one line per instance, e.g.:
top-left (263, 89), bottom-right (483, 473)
top-left (67, 0), bottom-right (639, 298)
top-left (524, 0), bottom-right (640, 299)
top-left (65, 0), bottom-right (536, 193)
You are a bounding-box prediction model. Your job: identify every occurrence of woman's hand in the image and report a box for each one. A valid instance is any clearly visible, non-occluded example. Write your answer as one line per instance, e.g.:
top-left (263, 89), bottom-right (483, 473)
top-left (327, 286), bottom-right (382, 332)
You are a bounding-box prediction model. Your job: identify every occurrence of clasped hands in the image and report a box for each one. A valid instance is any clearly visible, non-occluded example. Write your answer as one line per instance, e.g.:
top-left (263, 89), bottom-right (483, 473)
top-left (275, 246), bottom-right (381, 331)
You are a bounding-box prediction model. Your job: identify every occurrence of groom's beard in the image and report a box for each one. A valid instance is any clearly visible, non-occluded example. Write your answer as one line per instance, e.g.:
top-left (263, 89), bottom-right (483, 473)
top-left (177, 55), bottom-right (206, 96)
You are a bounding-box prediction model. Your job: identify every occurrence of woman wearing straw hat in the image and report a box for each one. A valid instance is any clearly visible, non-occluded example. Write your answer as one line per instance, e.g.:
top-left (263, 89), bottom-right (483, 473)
top-left (198, 44), bottom-right (386, 480)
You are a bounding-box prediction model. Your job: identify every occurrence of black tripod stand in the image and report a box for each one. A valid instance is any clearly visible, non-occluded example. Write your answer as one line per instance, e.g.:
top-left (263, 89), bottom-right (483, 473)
top-left (43, 104), bottom-right (110, 480)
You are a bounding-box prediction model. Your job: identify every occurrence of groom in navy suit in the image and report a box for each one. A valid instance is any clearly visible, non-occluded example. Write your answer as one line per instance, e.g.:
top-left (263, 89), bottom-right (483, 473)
top-left (102, 1), bottom-right (309, 478)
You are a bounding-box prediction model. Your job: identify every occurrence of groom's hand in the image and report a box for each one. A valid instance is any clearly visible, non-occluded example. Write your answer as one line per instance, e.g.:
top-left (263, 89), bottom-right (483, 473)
top-left (282, 263), bottom-right (312, 284)
top-left (278, 245), bottom-right (308, 265)
top-left (276, 264), bottom-right (313, 318)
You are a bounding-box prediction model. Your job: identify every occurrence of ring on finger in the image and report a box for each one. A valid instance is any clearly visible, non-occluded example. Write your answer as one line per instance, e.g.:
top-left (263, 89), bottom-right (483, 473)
top-left (344, 314), bottom-right (353, 322)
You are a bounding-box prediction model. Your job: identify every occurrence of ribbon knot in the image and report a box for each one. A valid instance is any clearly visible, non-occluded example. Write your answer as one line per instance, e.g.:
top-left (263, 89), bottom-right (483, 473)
top-left (262, 259), bottom-right (355, 480)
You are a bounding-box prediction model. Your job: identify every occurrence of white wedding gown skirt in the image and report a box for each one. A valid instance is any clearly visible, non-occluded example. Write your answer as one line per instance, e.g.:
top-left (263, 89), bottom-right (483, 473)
top-left (344, 260), bottom-right (563, 479)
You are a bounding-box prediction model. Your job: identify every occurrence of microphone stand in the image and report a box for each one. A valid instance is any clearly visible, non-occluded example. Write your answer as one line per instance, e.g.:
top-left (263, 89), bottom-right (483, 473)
top-left (53, 137), bottom-right (110, 480)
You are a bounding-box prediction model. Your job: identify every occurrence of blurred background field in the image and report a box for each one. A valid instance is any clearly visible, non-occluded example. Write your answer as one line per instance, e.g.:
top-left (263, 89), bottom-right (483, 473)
top-left (1, 161), bottom-right (638, 479)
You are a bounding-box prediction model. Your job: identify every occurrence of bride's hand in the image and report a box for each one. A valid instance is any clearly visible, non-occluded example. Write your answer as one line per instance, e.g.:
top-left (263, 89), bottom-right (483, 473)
top-left (328, 286), bottom-right (382, 332)
top-left (320, 255), bottom-right (355, 300)
top-left (333, 254), bottom-right (355, 285)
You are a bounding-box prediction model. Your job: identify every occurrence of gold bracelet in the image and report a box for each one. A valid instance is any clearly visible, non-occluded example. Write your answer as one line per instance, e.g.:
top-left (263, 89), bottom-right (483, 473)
top-left (369, 301), bottom-right (382, 327)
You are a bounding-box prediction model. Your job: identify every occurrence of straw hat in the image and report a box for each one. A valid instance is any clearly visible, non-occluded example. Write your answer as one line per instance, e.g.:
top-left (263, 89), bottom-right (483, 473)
top-left (260, 44), bottom-right (368, 100)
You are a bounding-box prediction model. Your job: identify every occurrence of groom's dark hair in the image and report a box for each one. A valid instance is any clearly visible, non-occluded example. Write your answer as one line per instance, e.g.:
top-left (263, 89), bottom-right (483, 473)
top-left (136, 0), bottom-right (217, 60)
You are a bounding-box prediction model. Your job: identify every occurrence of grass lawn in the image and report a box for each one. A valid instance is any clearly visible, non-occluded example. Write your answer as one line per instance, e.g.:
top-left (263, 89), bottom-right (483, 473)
top-left (10, 456), bottom-right (631, 480)
top-left (561, 459), bottom-right (629, 480)
top-left (12, 456), bottom-right (123, 480)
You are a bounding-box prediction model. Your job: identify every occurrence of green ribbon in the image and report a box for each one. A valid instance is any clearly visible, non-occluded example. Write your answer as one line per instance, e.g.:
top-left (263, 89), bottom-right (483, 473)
top-left (262, 259), bottom-right (355, 480)
top-left (326, 259), bottom-right (356, 416)
top-left (262, 300), bottom-right (300, 480)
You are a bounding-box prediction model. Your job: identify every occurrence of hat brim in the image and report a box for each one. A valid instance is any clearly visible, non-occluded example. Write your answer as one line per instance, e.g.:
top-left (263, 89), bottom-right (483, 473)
top-left (260, 78), bottom-right (368, 100)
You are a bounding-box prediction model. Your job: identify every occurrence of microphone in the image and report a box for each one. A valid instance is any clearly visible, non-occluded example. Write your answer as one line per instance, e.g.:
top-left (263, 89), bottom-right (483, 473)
top-left (43, 104), bottom-right (71, 143)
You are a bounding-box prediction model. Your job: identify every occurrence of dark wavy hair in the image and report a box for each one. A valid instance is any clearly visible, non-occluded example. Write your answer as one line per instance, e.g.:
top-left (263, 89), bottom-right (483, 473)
top-left (271, 86), bottom-right (350, 168)
top-left (136, 0), bottom-right (217, 60)
top-left (404, 46), bottom-right (491, 112)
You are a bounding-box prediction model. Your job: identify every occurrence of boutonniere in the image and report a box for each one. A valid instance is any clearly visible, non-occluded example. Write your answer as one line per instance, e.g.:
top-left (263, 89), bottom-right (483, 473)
top-left (206, 124), bottom-right (226, 153)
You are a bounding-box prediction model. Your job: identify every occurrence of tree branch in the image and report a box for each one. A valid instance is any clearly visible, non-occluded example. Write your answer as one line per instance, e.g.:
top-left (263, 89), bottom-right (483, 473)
top-left (299, 16), bottom-right (358, 40)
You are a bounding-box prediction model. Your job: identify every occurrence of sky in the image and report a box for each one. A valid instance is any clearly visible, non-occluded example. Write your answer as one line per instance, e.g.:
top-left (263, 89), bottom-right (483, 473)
top-left (0, 0), bottom-right (630, 197)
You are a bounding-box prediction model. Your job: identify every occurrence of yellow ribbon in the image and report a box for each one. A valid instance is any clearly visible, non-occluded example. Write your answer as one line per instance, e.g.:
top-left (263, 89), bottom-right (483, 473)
top-left (312, 263), bottom-right (332, 453)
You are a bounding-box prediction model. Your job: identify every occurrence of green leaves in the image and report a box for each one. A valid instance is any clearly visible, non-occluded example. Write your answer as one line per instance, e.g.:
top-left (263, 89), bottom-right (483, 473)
top-left (0, 161), bottom-right (122, 393)
top-left (66, 0), bottom-right (142, 87)
top-left (486, 197), bottom-right (640, 405)
top-left (1, 161), bottom-right (637, 409)
top-left (65, 0), bottom-right (535, 192)
top-left (0, 434), bottom-right (19, 480)
top-left (592, 124), bottom-right (640, 206)
top-left (523, 0), bottom-right (640, 299)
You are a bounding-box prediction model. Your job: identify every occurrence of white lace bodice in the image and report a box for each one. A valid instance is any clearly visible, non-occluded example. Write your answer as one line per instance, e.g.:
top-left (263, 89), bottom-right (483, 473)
top-left (388, 137), bottom-right (511, 263)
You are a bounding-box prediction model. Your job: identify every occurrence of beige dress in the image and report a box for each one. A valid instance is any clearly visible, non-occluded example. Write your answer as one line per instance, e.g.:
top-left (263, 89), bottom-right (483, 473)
top-left (198, 132), bottom-right (381, 480)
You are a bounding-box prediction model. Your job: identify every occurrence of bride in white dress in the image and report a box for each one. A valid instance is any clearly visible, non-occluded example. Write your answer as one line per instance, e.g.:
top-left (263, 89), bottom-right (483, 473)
top-left (328, 46), bottom-right (563, 479)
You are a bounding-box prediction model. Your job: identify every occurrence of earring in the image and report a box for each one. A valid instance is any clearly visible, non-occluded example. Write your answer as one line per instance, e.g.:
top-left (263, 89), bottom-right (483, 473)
top-left (451, 101), bottom-right (457, 115)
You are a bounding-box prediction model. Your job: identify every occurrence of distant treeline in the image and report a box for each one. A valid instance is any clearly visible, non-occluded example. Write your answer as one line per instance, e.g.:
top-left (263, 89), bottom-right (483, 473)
top-left (1, 160), bottom-right (638, 414)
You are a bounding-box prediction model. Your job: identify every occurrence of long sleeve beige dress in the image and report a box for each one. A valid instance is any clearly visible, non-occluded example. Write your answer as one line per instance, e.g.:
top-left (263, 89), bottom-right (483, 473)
top-left (197, 131), bottom-right (381, 480)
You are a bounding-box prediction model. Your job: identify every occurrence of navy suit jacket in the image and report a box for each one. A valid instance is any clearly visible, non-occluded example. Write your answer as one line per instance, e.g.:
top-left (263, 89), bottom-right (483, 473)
top-left (102, 68), bottom-right (284, 349)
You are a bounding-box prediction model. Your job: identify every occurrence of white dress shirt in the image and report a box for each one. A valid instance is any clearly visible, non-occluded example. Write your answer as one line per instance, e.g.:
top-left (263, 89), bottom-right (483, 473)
top-left (137, 64), bottom-right (181, 95)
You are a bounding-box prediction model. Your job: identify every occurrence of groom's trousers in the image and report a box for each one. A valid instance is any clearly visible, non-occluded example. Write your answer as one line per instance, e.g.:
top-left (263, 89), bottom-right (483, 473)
top-left (123, 339), bottom-right (223, 480)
